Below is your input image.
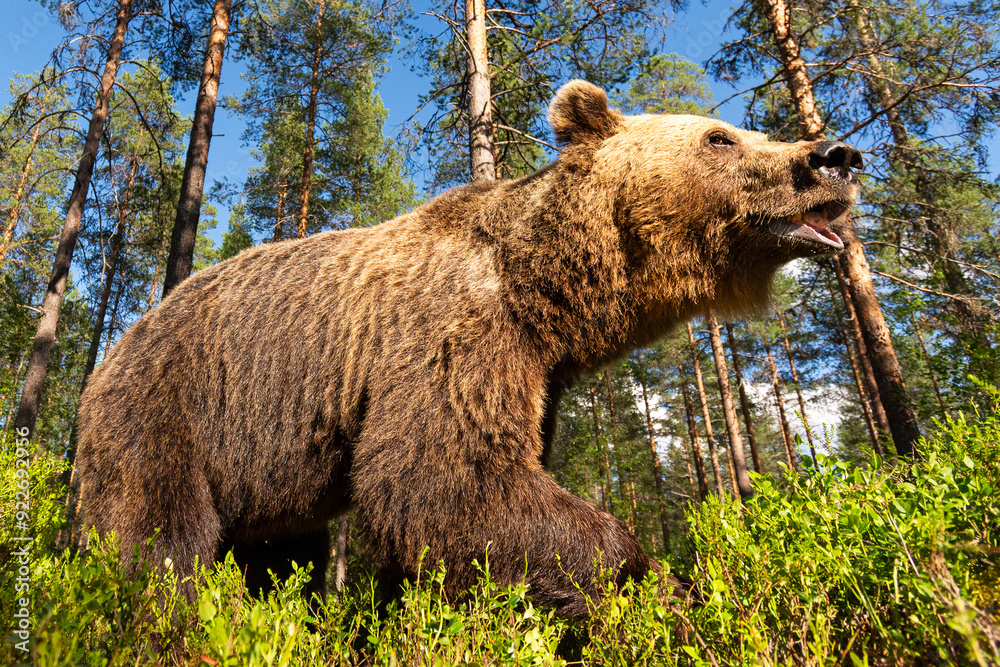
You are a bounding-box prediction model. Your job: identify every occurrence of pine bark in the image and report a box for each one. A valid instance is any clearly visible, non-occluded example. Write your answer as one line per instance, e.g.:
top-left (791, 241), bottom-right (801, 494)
top-left (603, 374), bottom-right (636, 530)
top-left (776, 310), bottom-right (816, 459)
top-left (588, 383), bottom-right (614, 512)
top-left (839, 236), bottom-right (922, 456)
top-left (14, 0), bottom-right (134, 438)
top-left (832, 258), bottom-right (890, 440)
top-left (273, 182), bottom-right (287, 242)
top-left (725, 322), bottom-right (762, 473)
top-left (335, 514), bottom-right (349, 592)
top-left (759, 0), bottom-right (824, 139)
top-left (465, 0), bottom-right (495, 181)
top-left (639, 375), bottom-right (670, 551)
top-left (683, 458), bottom-right (696, 497)
top-left (297, 0), bottom-right (325, 238)
top-left (162, 0), bottom-right (232, 296)
top-left (687, 323), bottom-right (726, 496)
top-left (764, 337), bottom-right (797, 471)
top-left (759, 0), bottom-right (920, 456)
top-left (679, 367), bottom-right (710, 502)
top-left (1, 116), bottom-right (44, 264)
top-left (147, 258), bottom-right (161, 311)
top-left (831, 291), bottom-right (882, 453)
top-left (707, 312), bottom-right (753, 499)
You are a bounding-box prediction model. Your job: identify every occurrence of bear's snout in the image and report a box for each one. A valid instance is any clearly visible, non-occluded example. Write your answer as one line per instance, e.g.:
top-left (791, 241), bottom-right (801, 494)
top-left (808, 141), bottom-right (863, 181)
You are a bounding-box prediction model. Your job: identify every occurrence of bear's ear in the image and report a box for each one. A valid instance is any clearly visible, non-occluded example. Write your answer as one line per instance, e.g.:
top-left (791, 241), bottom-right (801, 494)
top-left (548, 80), bottom-right (623, 147)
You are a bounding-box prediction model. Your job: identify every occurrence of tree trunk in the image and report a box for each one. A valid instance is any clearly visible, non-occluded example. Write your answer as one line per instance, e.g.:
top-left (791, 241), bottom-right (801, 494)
top-left (839, 233), bottom-right (921, 456)
top-left (148, 257), bottom-right (161, 311)
top-left (638, 374), bottom-right (669, 550)
top-left (849, 3), bottom-right (992, 363)
top-left (679, 367), bottom-right (710, 502)
top-left (687, 323), bottom-right (726, 496)
top-left (162, 0), bottom-right (232, 297)
top-left (760, 0), bottom-right (920, 457)
top-left (1, 115), bottom-right (44, 265)
top-left (683, 457), bottom-right (696, 497)
top-left (13, 0), bottom-right (133, 439)
top-left (588, 382), bottom-right (614, 512)
top-left (82, 155), bottom-right (139, 386)
top-left (297, 0), bottom-right (325, 238)
top-left (465, 0), bottom-right (495, 182)
top-left (725, 322), bottom-right (762, 473)
top-left (83, 225), bottom-right (122, 380)
top-left (102, 265), bottom-right (127, 359)
top-left (776, 310), bottom-right (816, 459)
top-left (335, 514), bottom-right (349, 592)
top-left (603, 374), bottom-right (635, 530)
top-left (626, 476), bottom-right (639, 536)
top-left (758, 0), bottom-right (824, 139)
top-left (707, 312), bottom-right (753, 499)
top-left (57, 450), bottom-right (87, 548)
top-left (831, 290), bottom-right (882, 454)
top-left (764, 337), bottom-right (797, 471)
top-left (832, 258), bottom-right (890, 439)
top-left (273, 181), bottom-right (287, 242)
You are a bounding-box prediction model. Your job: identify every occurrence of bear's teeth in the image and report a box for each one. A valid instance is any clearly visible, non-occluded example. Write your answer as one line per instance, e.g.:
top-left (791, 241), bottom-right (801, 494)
top-left (792, 212), bottom-right (803, 222)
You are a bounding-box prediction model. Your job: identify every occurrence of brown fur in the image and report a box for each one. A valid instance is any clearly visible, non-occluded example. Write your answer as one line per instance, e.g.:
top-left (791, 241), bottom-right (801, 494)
top-left (76, 80), bottom-right (859, 619)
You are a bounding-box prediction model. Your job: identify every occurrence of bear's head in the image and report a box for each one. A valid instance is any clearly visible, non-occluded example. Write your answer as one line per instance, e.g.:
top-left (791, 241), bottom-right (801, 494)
top-left (548, 80), bottom-right (862, 313)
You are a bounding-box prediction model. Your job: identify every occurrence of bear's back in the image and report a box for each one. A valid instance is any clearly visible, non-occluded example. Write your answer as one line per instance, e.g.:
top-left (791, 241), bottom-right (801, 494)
top-left (77, 212), bottom-right (509, 496)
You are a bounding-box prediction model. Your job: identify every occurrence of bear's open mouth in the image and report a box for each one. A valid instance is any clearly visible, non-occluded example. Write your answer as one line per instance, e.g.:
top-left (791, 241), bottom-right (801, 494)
top-left (769, 200), bottom-right (849, 251)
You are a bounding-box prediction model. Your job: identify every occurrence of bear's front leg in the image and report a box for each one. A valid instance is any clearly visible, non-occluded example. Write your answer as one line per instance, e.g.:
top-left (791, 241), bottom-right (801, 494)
top-left (352, 407), bottom-right (657, 619)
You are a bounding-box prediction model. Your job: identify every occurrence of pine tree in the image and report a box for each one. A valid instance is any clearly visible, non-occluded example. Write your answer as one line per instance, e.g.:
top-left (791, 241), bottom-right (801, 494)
top-left (14, 0), bottom-right (135, 441)
top-left (725, 322), bottom-right (763, 473)
top-left (710, 0), bottom-right (926, 456)
top-left (162, 0), bottom-right (232, 295)
top-left (411, 0), bottom-right (671, 190)
top-left (219, 204), bottom-right (254, 261)
top-left (465, 0), bottom-right (495, 181)
top-left (829, 0), bottom-right (1000, 397)
top-left (230, 0), bottom-right (415, 239)
top-left (616, 54), bottom-right (714, 116)
top-left (79, 62), bottom-right (187, 385)
top-left (707, 311), bottom-right (753, 499)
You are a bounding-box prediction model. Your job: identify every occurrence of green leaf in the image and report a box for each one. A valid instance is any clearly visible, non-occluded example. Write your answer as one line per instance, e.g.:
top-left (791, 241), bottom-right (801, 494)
top-left (199, 598), bottom-right (218, 622)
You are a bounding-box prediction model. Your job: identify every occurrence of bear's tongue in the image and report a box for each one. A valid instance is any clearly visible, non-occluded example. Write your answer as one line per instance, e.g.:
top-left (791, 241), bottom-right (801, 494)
top-left (780, 206), bottom-right (845, 250)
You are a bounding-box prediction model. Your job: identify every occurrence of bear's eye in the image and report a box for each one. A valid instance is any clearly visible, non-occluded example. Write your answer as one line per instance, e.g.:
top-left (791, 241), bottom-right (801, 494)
top-left (708, 132), bottom-right (736, 147)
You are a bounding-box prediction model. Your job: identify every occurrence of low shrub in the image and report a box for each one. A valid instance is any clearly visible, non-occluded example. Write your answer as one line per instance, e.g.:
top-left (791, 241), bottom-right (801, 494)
top-left (2, 387), bottom-right (998, 665)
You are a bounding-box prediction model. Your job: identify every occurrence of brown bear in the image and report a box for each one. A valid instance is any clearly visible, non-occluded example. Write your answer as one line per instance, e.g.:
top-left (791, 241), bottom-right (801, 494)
top-left (76, 80), bottom-right (861, 619)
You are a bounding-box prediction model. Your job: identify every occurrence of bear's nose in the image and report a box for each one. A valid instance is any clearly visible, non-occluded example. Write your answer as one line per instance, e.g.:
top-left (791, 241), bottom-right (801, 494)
top-left (809, 141), bottom-right (864, 176)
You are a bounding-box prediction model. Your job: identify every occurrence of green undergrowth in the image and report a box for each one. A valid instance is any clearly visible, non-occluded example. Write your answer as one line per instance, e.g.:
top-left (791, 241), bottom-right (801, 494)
top-left (3, 386), bottom-right (999, 666)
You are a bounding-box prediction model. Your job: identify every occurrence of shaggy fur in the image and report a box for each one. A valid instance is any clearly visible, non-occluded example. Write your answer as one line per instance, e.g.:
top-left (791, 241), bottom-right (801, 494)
top-left (77, 81), bottom-right (860, 619)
